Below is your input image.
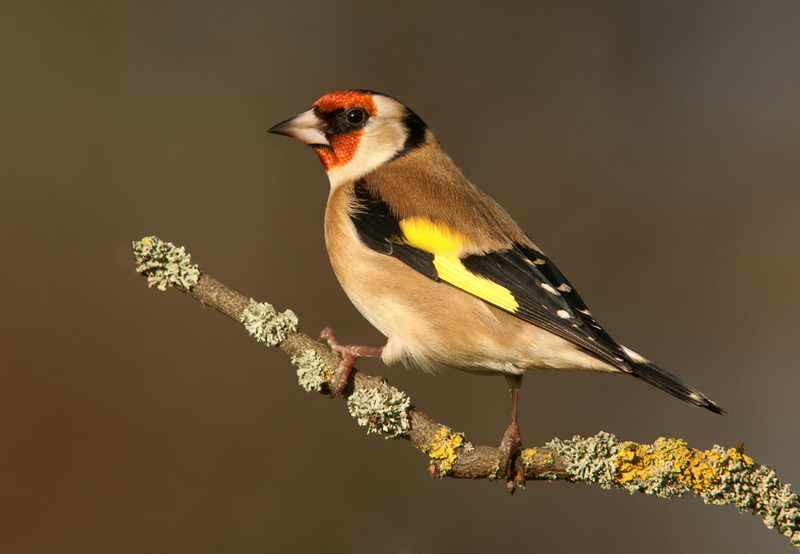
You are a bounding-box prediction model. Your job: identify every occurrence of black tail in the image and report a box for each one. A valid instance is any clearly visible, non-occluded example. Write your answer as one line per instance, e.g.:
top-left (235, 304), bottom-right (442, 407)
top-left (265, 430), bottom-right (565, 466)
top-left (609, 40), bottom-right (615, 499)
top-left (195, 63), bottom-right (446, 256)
top-left (628, 361), bottom-right (727, 415)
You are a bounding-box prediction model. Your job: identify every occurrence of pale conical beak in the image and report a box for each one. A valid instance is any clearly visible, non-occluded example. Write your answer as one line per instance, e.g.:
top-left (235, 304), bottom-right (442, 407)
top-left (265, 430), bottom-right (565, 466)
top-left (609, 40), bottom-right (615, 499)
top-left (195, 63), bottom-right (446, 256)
top-left (268, 108), bottom-right (329, 146)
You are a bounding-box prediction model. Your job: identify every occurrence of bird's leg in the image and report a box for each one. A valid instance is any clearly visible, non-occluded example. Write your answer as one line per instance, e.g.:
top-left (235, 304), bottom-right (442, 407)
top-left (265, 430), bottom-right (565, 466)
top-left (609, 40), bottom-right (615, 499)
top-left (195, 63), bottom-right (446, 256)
top-left (319, 327), bottom-right (383, 397)
top-left (500, 374), bottom-right (525, 493)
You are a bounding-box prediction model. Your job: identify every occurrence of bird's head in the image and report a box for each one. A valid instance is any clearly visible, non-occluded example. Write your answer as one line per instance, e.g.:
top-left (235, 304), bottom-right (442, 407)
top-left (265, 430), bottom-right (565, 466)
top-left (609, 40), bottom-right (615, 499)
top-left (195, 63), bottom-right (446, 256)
top-left (269, 90), bottom-right (428, 186)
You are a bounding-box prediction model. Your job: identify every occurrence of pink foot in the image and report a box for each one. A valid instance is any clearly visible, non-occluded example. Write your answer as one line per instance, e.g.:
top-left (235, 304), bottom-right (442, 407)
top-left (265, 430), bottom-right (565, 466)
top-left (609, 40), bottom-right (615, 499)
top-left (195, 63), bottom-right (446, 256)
top-left (500, 422), bottom-right (525, 494)
top-left (319, 327), bottom-right (383, 397)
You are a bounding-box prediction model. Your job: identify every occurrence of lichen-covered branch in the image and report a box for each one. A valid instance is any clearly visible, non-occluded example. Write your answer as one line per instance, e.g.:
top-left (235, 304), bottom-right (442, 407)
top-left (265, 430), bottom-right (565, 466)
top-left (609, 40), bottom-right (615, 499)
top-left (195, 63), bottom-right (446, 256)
top-left (133, 236), bottom-right (800, 549)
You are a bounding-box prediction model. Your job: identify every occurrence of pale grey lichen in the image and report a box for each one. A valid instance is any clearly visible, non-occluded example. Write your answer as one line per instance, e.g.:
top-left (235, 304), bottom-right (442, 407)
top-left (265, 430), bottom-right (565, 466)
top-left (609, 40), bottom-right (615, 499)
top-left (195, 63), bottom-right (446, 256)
top-left (291, 349), bottom-right (333, 393)
top-left (544, 432), bottom-right (621, 489)
top-left (346, 382), bottom-right (411, 439)
top-left (700, 450), bottom-right (800, 547)
top-left (133, 236), bottom-right (200, 291)
top-left (241, 299), bottom-right (298, 346)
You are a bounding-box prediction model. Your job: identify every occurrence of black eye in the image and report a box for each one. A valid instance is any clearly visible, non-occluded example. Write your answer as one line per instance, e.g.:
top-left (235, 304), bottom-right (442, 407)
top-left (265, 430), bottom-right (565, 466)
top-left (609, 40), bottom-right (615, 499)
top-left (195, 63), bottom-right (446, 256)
top-left (346, 107), bottom-right (367, 126)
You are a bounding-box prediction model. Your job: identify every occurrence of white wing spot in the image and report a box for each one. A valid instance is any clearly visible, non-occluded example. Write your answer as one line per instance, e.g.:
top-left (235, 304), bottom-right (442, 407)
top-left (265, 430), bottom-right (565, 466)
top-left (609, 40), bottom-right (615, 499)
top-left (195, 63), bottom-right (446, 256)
top-left (533, 258), bottom-right (546, 265)
top-left (556, 309), bottom-right (571, 319)
top-left (541, 283), bottom-right (558, 294)
top-left (557, 283), bottom-right (572, 293)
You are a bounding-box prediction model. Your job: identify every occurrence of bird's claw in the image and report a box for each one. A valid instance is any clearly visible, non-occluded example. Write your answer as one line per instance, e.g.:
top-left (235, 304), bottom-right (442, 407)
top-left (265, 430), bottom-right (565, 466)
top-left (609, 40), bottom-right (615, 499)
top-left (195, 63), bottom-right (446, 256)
top-left (500, 422), bottom-right (525, 494)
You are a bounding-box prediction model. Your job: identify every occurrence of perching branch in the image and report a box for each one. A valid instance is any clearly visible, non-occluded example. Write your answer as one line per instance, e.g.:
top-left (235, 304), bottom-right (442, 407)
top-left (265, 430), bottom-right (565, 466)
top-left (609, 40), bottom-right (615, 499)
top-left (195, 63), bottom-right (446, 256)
top-left (133, 236), bottom-right (800, 550)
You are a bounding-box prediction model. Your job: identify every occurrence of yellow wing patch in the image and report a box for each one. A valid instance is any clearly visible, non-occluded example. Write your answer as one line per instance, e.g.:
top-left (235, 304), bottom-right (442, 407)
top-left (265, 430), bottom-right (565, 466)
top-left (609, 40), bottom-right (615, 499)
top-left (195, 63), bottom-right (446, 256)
top-left (399, 217), bottom-right (519, 313)
top-left (433, 255), bottom-right (519, 313)
top-left (399, 217), bottom-right (466, 256)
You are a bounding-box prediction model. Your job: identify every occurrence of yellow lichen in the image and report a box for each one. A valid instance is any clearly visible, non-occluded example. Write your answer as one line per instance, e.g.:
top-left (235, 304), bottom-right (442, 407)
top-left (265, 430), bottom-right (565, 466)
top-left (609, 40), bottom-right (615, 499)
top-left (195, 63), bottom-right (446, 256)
top-left (615, 437), bottom-right (754, 495)
top-left (728, 442), bottom-right (754, 466)
top-left (419, 426), bottom-right (463, 474)
top-left (520, 448), bottom-right (537, 465)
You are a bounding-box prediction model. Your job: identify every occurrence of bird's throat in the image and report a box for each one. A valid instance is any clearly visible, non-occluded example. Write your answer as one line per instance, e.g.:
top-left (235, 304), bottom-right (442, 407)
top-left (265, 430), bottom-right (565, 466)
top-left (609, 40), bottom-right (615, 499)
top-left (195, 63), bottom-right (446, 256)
top-left (314, 131), bottom-right (363, 170)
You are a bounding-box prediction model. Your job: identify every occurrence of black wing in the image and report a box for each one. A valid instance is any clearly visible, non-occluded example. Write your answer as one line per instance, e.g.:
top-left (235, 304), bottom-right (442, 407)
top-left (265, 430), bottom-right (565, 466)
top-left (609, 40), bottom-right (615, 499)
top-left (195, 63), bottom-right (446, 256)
top-left (348, 180), bottom-right (725, 414)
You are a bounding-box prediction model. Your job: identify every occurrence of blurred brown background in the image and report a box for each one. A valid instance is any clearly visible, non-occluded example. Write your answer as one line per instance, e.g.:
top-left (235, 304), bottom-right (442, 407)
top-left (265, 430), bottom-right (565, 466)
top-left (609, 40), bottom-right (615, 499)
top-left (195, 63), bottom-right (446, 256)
top-left (2, 1), bottom-right (799, 552)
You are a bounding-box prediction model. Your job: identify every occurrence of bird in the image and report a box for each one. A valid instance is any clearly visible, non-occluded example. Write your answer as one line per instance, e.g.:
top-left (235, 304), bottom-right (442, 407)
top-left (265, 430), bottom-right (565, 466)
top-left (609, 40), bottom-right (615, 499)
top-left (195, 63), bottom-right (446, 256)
top-left (268, 89), bottom-right (726, 487)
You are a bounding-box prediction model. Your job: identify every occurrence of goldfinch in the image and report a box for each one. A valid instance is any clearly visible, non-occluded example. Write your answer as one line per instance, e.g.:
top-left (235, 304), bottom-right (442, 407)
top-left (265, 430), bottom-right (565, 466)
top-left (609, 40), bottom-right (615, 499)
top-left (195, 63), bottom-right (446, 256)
top-left (269, 90), bottom-right (725, 481)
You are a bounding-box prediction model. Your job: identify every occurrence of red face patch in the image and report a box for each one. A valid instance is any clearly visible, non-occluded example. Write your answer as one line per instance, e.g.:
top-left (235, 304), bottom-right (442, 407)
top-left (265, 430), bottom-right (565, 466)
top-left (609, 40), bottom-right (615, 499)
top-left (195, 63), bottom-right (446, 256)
top-left (312, 91), bottom-right (377, 170)
top-left (313, 90), bottom-right (377, 116)
top-left (314, 132), bottom-right (361, 170)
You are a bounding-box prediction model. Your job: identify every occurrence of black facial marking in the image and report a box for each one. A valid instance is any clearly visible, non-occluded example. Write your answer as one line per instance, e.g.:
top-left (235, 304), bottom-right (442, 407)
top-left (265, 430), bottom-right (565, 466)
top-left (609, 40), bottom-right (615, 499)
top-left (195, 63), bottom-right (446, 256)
top-left (391, 111), bottom-right (428, 160)
top-left (312, 106), bottom-right (369, 139)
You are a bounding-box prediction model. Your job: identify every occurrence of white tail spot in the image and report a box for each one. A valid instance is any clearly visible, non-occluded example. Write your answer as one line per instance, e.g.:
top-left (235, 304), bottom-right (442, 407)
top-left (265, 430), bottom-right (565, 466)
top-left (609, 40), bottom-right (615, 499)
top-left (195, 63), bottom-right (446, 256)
top-left (621, 345), bottom-right (648, 364)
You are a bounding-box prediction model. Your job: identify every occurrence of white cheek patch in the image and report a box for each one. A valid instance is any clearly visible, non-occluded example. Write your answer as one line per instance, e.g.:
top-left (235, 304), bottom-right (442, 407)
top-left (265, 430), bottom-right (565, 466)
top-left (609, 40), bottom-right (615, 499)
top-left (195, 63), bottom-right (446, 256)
top-left (327, 135), bottom-right (401, 188)
top-left (326, 97), bottom-right (409, 189)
